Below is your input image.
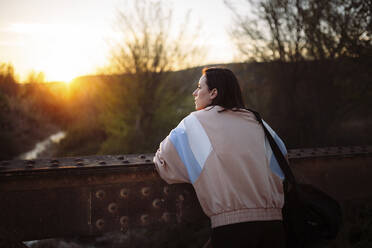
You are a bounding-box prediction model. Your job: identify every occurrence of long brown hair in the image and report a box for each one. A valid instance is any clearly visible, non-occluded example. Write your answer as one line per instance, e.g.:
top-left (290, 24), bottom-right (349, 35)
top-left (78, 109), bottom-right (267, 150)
top-left (202, 67), bottom-right (245, 111)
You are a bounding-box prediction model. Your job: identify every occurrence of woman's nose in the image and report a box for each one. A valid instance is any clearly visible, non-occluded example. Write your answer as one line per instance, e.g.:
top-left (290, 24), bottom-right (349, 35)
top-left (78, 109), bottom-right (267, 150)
top-left (192, 89), bottom-right (197, 96)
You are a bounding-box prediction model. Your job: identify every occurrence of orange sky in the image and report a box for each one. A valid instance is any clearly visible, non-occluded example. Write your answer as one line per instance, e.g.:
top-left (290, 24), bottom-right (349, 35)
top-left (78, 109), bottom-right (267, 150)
top-left (0, 0), bottom-right (238, 82)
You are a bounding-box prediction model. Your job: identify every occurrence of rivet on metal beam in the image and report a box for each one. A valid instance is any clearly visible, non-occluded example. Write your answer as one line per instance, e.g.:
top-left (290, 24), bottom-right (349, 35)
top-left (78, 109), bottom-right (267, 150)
top-left (120, 216), bottom-right (128, 226)
top-left (178, 194), bottom-right (185, 201)
top-left (49, 163), bottom-right (59, 167)
top-left (108, 203), bottom-right (118, 214)
top-left (25, 160), bottom-right (35, 168)
top-left (25, 160), bottom-right (35, 169)
top-left (145, 159), bottom-right (151, 162)
top-left (139, 154), bottom-right (146, 159)
top-left (49, 159), bottom-right (59, 167)
top-left (76, 162), bottom-right (84, 166)
top-left (96, 219), bottom-right (105, 230)
top-left (152, 198), bottom-right (162, 208)
top-left (120, 188), bottom-right (129, 199)
top-left (75, 158), bottom-right (83, 162)
top-left (163, 186), bottom-right (169, 195)
top-left (140, 214), bottom-right (149, 225)
top-left (122, 160), bottom-right (129, 164)
top-left (141, 187), bottom-right (150, 197)
top-left (117, 156), bottom-right (124, 160)
top-left (96, 190), bottom-right (106, 199)
top-left (99, 161), bottom-right (106, 165)
top-left (161, 212), bottom-right (171, 222)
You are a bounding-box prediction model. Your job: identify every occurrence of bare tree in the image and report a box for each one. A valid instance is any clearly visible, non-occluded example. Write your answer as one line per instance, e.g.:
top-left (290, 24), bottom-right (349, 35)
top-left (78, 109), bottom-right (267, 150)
top-left (101, 0), bottom-right (205, 153)
top-left (110, 0), bottom-right (203, 74)
top-left (225, 0), bottom-right (372, 62)
top-left (224, 0), bottom-right (372, 148)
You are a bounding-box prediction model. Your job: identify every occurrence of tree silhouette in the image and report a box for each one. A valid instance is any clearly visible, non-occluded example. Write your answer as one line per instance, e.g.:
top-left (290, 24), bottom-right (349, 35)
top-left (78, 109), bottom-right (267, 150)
top-left (226, 0), bottom-right (371, 62)
top-left (101, 0), bottom-right (204, 153)
top-left (225, 0), bottom-right (372, 148)
top-left (0, 63), bottom-right (18, 96)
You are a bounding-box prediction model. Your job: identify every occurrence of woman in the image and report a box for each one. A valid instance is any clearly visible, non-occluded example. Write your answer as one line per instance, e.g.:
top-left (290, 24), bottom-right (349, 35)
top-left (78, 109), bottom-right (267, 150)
top-left (153, 67), bottom-right (287, 247)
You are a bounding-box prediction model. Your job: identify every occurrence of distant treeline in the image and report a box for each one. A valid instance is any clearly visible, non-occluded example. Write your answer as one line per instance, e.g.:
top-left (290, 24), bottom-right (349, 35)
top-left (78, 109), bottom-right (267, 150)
top-left (56, 58), bottom-right (371, 157)
top-left (235, 58), bottom-right (372, 148)
top-left (0, 58), bottom-right (371, 160)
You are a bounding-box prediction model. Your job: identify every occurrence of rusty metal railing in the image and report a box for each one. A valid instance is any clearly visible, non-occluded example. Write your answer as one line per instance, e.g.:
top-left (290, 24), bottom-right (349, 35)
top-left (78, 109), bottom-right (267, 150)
top-left (0, 146), bottom-right (371, 246)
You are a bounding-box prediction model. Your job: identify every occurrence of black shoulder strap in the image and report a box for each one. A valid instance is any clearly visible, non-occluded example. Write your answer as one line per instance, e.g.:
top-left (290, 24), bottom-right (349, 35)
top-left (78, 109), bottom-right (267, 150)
top-left (246, 109), bottom-right (296, 184)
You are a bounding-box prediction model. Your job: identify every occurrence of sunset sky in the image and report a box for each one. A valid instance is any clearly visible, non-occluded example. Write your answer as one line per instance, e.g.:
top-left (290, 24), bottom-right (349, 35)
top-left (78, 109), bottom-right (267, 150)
top-left (0, 0), bottom-right (238, 82)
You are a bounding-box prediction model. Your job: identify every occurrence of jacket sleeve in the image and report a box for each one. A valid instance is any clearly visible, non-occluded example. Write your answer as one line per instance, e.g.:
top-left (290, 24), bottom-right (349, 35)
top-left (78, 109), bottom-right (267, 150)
top-left (153, 134), bottom-right (190, 184)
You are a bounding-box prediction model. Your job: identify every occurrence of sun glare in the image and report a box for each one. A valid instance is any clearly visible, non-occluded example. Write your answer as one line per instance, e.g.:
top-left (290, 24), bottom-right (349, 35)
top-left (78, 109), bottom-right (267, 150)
top-left (12, 23), bottom-right (107, 83)
top-left (43, 65), bottom-right (79, 83)
top-left (33, 33), bottom-right (92, 83)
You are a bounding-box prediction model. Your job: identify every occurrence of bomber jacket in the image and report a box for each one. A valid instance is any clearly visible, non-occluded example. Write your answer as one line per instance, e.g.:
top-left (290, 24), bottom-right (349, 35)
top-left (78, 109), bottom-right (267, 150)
top-left (153, 105), bottom-right (287, 228)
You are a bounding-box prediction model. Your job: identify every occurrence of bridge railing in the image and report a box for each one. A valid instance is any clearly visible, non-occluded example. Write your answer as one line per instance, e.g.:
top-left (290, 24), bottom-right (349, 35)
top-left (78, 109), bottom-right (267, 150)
top-left (0, 146), bottom-right (371, 247)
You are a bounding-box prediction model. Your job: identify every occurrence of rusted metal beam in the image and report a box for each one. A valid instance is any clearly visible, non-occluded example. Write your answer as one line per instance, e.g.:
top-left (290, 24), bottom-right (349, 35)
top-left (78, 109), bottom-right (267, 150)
top-left (0, 146), bottom-right (371, 244)
top-left (0, 154), bottom-right (206, 243)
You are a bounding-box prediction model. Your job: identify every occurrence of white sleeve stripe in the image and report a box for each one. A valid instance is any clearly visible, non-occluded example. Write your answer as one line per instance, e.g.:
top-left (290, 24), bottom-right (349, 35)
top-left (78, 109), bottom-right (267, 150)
top-left (184, 114), bottom-right (212, 169)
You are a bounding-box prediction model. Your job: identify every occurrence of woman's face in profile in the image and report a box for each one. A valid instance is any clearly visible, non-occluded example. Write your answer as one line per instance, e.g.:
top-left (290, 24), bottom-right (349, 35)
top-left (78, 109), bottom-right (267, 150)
top-left (192, 75), bottom-right (214, 110)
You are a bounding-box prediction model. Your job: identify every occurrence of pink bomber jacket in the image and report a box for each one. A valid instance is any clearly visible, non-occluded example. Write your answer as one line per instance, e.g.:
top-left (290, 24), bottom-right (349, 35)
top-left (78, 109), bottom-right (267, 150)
top-left (153, 105), bottom-right (286, 228)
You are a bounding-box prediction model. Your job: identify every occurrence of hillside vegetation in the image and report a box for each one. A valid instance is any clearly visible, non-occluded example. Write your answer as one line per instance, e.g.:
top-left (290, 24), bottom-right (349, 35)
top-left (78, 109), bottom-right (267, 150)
top-left (1, 59), bottom-right (370, 160)
top-left (55, 59), bottom-right (372, 156)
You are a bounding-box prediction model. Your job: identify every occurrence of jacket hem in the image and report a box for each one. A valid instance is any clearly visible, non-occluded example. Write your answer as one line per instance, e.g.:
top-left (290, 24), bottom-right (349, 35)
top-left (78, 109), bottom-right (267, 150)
top-left (210, 208), bottom-right (282, 228)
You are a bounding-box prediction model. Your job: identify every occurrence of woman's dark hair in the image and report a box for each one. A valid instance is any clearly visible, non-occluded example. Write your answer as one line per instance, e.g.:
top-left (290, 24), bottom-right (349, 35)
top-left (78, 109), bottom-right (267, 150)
top-left (202, 67), bottom-right (245, 111)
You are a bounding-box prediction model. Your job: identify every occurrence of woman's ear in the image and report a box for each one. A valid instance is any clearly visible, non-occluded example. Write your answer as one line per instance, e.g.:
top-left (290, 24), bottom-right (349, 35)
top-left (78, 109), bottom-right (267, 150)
top-left (210, 88), bottom-right (218, 100)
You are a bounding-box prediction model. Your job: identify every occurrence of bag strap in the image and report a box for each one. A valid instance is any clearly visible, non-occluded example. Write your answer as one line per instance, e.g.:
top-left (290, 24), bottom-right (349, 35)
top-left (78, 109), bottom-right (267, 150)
top-left (246, 108), bottom-right (297, 184)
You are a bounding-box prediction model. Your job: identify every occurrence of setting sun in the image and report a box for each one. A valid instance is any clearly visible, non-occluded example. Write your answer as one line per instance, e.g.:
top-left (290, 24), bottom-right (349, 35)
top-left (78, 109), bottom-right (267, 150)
top-left (1, 21), bottom-right (110, 82)
top-left (12, 23), bottom-right (109, 83)
top-left (0, 0), bottom-right (234, 83)
top-left (37, 59), bottom-right (81, 83)
top-left (0, 0), bottom-right (119, 83)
